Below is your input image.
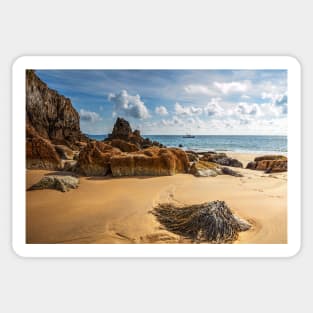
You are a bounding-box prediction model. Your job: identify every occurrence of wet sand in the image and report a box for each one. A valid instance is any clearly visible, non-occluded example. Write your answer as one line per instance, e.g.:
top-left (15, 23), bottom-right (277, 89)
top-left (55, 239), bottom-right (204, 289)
top-left (26, 153), bottom-right (287, 244)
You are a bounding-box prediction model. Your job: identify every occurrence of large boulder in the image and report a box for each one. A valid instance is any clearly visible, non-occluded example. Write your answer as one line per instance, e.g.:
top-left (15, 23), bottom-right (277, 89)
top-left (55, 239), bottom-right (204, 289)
top-left (75, 141), bottom-right (121, 176)
top-left (189, 161), bottom-right (221, 177)
top-left (110, 147), bottom-right (189, 177)
top-left (200, 152), bottom-right (243, 168)
top-left (29, 175), bottom-right (79, 192)
top-left (246, 155), bottom-right (287, 173)
top-left (26, 125), bottom-right (61, 169)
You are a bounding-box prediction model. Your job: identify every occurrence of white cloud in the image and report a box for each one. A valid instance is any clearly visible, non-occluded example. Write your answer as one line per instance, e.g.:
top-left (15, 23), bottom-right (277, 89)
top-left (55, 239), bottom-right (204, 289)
top-left (108, 90), bottom-right (150, 119)
top-left (214, 81), bottom-right (250, 94)
top-left (204, 98), bottom-right (224, 116)
top-left (175, 102), bottom-right (203, 116)
top-left (235, 102), bottom-right (260, 116)
top-left (155, 105), bottom-right (168, 116)
top-left (241, 94), bottom-right (250, 99)
top-left (184, 84), bottom-right (214, 96)
top-left (79, 109), bottom-right (102, 123)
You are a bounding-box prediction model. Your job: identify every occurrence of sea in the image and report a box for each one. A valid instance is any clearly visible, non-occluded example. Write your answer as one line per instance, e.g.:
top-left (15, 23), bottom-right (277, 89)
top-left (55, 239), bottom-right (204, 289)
top-left (86, 134), bottom-right (287, 155)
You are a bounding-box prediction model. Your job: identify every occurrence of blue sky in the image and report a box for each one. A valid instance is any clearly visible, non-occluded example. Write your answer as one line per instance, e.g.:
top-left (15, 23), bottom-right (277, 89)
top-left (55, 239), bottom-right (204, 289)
top-left (36, 69), bottom-right (288, 135)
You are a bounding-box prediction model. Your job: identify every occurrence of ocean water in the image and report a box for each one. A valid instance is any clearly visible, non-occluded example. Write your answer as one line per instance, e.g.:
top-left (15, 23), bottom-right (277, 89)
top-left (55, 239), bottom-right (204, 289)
top-left (86, 134), bottom-right (287, 154)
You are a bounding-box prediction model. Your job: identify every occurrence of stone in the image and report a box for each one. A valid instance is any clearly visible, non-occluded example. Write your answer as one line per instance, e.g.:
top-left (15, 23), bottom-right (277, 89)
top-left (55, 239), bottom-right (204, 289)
top-left (110, 147), bottom-right (189, 177)
top-left (54, 145), bottom-right (74, 160)
top-left (200, 152), bottom-right (243, 168)
top-left (106, 117), bottom-right (163, 149)
top-left (186, 151), bottom-right (199, 162)
top-left (221, 167), bottom-right (243, 177)
top-left (29, 175), bottom-right (79, 192)
top-left (26, 70), bottom-right (88, 149)
top-left (189, 161), bottom-right (221, 177)
top-left (26, 125), bottom-right (61, 169)
top-left (109, 139), bottom-right (139, 152)
top-left (246, 155), bottom-right (287, 173)
top-left (75, 141), bottom-right (121, 176)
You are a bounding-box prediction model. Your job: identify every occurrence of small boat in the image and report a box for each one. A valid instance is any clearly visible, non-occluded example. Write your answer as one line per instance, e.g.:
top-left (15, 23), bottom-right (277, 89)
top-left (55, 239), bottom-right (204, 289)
top-left (183, 134), bottom-right (195, 138)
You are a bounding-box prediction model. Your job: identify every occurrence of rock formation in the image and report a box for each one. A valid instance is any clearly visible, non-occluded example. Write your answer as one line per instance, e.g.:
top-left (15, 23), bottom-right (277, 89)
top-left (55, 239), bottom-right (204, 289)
top-left (106, 117), bottom-right (163, 149)
top-left (26, 124), bottom-right (61, 169)
top-left (26, 70), bottom-right (88, 148)
top-left (246, 155), bottom-right (287, 173)
top-left (75, 141), bottom-right (121, 176)
top-left (189, 161), bottom-right (221, 177)
top-left (152, 200), bottom-right (251, 243)
top-left (110, 147), bottom-right (189, 177)
top-left (29, 175), bottom-right (79, 192)
top-left (200, 152), bottom-right (243, 168)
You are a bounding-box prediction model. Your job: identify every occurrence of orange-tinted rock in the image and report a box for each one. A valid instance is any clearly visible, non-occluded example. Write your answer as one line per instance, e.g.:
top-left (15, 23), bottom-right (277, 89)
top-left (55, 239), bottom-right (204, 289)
top-left (26, 125), bottom-right (61, 169)
top-left (110, 147), bottom-right (189, 177)
top-left (246, 155), bottom-right (287, 173)
top-left (75, 141), bottom-right (121, 176)
top-left (256, 159), bottom-right (287, 173)
top-left (109, 139), bottom-right (139, 152)
top-left (254, 155), bottom-right (287, 162)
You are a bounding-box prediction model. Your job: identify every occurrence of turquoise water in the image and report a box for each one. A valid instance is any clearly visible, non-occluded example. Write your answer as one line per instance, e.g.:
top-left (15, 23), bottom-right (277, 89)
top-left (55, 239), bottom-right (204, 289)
top-left (86, 134), bottom-right (287, 154)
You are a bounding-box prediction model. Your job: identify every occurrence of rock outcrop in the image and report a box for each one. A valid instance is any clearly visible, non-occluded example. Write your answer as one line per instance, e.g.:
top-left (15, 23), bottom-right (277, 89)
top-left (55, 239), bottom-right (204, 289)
top-left (106, 117), bottom-right (163, 149)
top-left (26, 125), bottom-right (61, 169)
top-left (29, 175), bottom-right (79, 192)
top-left (26, 70), bottom-right (88, 149)
top-left (200, 152), bottom-right (243, 168)
top-left (110, 147), bottom-right (189, 177)
top-left (246, 155), bottom-right (287, 173)
top-left (75, 141), bottom-right (121, 176)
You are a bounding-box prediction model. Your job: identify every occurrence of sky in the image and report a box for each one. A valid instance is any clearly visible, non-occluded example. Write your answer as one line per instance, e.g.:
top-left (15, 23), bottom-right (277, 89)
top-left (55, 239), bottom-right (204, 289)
top-left (35, 69), bottom-right (288, 135)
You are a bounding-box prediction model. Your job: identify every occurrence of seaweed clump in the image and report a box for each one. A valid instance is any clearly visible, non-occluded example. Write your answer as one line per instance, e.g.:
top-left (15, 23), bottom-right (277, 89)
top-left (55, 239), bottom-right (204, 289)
top-left (152, 200), bottom-right (251, 243)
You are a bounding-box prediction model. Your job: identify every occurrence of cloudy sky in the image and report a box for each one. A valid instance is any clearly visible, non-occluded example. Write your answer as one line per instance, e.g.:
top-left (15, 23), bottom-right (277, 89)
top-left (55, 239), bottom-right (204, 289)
top-left (36, 69), bottom-right (288, 135)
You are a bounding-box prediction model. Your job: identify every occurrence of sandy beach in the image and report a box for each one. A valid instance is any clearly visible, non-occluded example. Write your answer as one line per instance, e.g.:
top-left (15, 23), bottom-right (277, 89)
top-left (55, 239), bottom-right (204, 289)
top-left (26, 153), bottom-right (287, 244)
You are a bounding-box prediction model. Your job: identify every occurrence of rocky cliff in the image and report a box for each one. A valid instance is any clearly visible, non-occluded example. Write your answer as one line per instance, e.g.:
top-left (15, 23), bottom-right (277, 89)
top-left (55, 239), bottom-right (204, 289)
top-left (26, 70), bottom-right (88, 148)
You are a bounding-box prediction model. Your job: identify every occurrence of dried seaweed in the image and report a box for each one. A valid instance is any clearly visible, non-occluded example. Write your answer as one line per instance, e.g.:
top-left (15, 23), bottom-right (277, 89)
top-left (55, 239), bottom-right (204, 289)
top-left (152, 200), bottom-right (251, 243)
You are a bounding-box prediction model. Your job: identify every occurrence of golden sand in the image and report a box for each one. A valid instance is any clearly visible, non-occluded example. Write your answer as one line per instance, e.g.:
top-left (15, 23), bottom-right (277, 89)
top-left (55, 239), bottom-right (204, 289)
top-left (26, 153), bottom-right (287, 244)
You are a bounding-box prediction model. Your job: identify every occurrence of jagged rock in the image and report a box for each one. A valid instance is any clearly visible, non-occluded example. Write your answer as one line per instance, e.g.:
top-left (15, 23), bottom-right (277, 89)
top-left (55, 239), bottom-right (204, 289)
top-left (26, 70), bottom-right (88, 149)
top-left (200, 152), bottom-right (243, 168)
top-left (189, 161), bottom-right (221, 177)
top-left (109, 139), bottom-right (139, 152)
top-left (221, 167), bottom-right (243, 177)
top-left (152, 200), bottom-right (251, 243)
top-left (54, 145), bottom-right (74, 160)
top-left (26, 125), bottom-right (61, 169)
top-left (63, 160), bottom-right (77, 172)
top-left (246, 155), bottom-right (287, 173)
top-left (106, 117), bottom-right (163, 149)
top-left (110, 147), bottom-right (189, 177)
top-left (186, 151), bottom-right (199, 162)
top-left (29, 175), bottom-right (79, 192)
top-left (75, 141), bottom-right (121, 176)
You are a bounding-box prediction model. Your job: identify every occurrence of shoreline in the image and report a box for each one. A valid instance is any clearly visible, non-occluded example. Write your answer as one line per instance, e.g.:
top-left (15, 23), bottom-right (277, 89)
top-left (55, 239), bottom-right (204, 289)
top-left (26, 152), bottom-right (287, 244)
